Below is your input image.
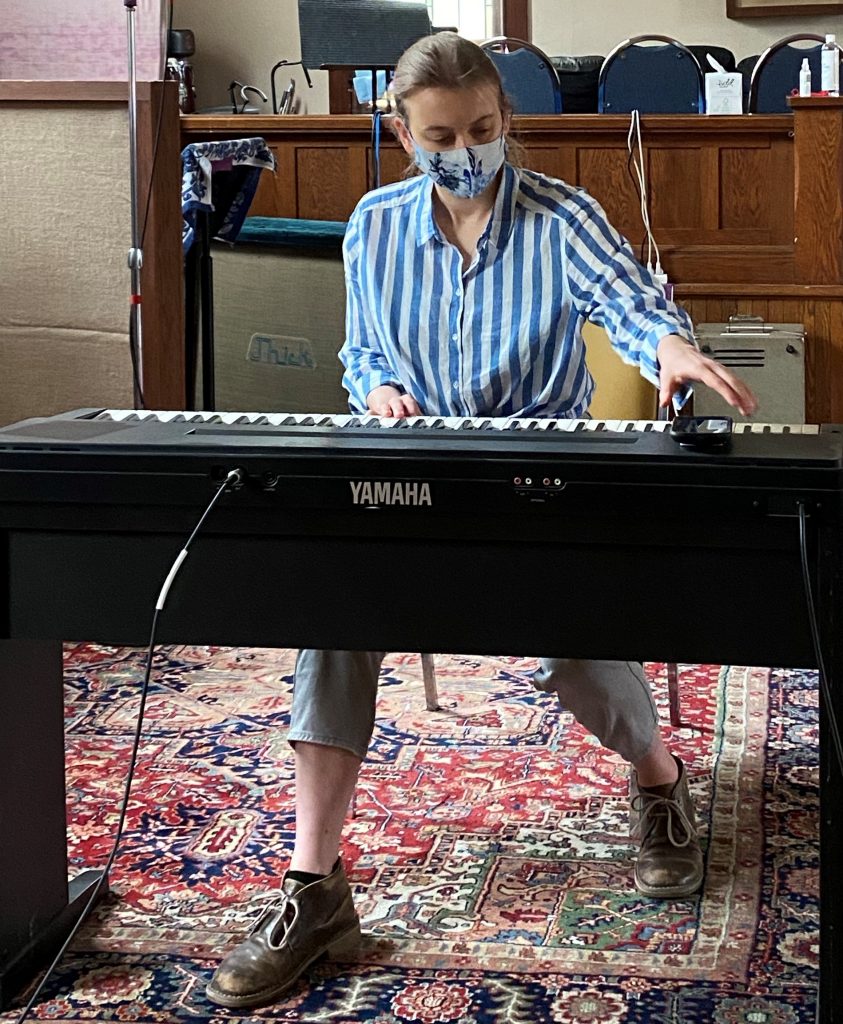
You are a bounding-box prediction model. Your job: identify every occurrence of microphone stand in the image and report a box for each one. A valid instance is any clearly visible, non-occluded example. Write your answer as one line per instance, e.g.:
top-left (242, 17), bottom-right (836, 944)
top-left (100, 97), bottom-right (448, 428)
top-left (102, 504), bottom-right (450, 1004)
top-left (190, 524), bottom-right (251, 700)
top-left (124, 0), bottom-right (145, 406)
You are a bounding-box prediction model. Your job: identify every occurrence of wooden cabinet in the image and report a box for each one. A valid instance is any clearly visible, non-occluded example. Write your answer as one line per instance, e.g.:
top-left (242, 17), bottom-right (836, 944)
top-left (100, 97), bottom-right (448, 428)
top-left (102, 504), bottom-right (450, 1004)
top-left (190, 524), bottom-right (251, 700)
top-left (181, 113), bottom-right (796, 285)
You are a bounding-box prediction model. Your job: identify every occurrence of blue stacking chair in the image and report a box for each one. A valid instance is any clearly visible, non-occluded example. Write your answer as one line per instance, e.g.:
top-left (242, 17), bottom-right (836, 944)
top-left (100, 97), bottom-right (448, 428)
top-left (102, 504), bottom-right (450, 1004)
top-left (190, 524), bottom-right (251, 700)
top-left (598, 35), bottom-right (704, 114)
top-left (481, 37), bottom-right (563, 114)
top-left (748, 34), bottom-right (842, 113)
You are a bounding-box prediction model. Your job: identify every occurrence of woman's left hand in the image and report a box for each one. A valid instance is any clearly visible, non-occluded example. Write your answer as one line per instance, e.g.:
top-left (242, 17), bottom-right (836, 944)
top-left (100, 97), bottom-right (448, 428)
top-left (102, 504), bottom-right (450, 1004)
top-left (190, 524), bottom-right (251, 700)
top-left (657, 335), bottom-right (758, 416)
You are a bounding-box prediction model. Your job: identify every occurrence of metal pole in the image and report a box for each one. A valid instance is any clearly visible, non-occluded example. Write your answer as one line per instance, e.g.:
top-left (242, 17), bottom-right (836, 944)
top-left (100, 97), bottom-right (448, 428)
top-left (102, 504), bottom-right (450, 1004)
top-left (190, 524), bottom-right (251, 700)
top-left (125, 0), bottom-right (144, 405)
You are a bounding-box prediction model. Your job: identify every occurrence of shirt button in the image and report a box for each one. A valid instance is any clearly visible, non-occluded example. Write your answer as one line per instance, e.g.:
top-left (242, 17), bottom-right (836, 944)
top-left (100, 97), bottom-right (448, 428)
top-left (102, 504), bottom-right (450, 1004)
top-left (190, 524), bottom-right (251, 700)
top-left (451, 333), bottom-right (458, 341)
top-left (452, 380), bottom-right (459, 390)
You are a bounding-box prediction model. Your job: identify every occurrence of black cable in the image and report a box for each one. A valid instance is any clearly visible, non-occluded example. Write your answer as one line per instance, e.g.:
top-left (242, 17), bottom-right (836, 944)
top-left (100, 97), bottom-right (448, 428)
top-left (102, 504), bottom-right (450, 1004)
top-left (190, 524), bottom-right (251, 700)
top-left (797, 502), bottom-right (843, 775)
top-left (14, 466), bottom-right (245, 1023)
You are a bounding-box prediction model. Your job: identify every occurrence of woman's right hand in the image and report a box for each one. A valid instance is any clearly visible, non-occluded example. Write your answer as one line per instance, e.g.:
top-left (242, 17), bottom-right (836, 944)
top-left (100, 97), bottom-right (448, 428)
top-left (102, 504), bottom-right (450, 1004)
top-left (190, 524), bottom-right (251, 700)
top-left (367, 385), bottom-right (422, 418)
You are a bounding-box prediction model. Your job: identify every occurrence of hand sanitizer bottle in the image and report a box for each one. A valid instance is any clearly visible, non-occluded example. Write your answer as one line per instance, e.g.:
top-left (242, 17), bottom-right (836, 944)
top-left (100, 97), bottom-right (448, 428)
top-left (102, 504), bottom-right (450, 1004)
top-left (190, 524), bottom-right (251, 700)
top-left (821, 35), bottom-right (839, 96)
top-left (799, 57), bottom-right (812, 97)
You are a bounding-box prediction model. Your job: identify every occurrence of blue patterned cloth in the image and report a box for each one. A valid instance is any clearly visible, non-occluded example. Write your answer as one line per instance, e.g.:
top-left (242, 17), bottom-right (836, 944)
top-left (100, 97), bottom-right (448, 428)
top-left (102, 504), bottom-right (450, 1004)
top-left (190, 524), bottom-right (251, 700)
top-left (180, 138), bottom-right (276, 254)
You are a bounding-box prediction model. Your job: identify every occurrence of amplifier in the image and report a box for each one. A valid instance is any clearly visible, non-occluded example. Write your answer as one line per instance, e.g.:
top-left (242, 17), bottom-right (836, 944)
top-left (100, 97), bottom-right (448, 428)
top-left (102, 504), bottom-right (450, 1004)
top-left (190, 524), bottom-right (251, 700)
top-left (693, 315), bottom-right (805, 423)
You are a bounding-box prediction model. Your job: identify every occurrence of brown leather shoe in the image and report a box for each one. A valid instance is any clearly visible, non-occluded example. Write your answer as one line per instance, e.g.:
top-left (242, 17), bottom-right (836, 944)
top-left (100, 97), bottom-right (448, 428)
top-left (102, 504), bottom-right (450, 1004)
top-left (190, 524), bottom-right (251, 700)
top-left (206, 860), bottom-right (361, 1009)
top-left (629, 754), bottom-right (704, 899)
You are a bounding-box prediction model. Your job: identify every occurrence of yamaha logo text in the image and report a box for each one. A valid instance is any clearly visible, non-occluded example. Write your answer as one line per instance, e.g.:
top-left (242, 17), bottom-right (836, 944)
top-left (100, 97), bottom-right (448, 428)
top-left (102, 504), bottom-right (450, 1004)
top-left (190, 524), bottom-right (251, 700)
top-left (350, 480), bottom-right (432, 506)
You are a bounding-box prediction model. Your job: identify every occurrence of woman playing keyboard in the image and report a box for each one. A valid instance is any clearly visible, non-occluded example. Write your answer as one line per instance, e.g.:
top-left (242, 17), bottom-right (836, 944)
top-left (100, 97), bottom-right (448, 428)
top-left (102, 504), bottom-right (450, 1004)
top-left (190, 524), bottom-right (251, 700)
top-left (207, 31), bottom-right (757, 1010)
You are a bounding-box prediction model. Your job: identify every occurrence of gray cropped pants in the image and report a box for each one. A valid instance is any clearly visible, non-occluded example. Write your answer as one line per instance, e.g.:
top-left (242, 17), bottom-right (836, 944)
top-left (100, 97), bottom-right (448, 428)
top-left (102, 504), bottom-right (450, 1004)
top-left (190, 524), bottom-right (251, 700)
top-left (288, 652), bottom-right (659, 765)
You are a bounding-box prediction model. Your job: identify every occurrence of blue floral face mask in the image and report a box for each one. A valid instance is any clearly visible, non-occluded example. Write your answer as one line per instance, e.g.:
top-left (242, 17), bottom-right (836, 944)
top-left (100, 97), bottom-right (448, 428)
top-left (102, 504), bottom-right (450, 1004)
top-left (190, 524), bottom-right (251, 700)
top-left (411, 133), bottom-right (506, 199)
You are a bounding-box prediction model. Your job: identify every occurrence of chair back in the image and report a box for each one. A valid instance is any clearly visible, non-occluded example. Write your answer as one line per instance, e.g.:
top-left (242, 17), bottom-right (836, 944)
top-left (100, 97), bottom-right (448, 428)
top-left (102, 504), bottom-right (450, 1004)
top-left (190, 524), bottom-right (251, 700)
top-left (687, 44), bottom-right (736, 73)
top-left (552, 54), bottom-right (603, 113)
top-left (598, 35), bottom-right (704, 114)
top-left (748, 34), bottom-right (841, 113)
top-left (481, 37), bottom-right (563, 114)
top-left (736, 54), bottom-right (759, 111)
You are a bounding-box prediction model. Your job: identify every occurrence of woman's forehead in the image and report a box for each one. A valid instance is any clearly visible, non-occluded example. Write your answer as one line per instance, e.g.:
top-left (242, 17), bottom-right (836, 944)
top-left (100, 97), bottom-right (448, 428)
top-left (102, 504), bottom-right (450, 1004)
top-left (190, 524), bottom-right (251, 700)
top-left (404, 84), bottom-right (500, 126)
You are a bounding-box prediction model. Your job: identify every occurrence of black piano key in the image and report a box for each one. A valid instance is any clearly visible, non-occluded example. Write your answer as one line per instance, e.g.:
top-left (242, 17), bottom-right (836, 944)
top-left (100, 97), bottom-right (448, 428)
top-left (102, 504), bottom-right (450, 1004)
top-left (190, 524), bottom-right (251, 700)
top-left (573, 421), bottom-right (587, 431)
top-left (280, 416), bottom-right (298, 425)
top-left (476, 420), bottom-right (493, 430)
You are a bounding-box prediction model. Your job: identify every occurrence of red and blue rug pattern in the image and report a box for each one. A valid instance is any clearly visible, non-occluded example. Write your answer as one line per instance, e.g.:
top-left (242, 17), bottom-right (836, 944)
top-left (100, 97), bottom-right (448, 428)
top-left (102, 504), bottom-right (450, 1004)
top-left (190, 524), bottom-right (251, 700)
top-left (3, 647), bottom-right (818, 1023)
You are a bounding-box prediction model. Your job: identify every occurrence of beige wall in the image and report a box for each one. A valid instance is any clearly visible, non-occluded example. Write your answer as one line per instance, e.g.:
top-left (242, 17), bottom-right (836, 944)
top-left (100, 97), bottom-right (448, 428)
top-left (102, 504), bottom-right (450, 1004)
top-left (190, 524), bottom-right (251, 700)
top-left (172, 0), bottom-right (329, 113)
top-left (173, 0), bottom-right (842, 114)
top-left (534, 0), bottom-right (843, 61)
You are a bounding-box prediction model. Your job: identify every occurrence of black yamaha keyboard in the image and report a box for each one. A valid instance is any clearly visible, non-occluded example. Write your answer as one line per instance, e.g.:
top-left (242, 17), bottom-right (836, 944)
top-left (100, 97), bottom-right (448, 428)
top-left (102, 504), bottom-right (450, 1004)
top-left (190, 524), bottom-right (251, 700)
top-left (0, 408), bottom-right (839, 514)
top-left (0, 407), bottom-right (841, 658)
top-left (1, 408), bottom-right (842, 1019)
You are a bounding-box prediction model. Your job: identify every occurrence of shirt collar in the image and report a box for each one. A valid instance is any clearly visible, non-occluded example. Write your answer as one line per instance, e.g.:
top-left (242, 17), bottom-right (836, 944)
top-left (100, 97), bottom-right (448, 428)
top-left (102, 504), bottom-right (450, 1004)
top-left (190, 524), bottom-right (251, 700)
top-left (412, 162), bottom-right (521, 250)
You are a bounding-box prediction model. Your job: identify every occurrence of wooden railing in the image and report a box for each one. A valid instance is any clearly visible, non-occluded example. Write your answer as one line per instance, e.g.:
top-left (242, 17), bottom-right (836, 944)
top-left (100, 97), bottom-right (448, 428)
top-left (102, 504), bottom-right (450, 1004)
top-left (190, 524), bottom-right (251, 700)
top-left (181, 113), bottom-right (798, 286)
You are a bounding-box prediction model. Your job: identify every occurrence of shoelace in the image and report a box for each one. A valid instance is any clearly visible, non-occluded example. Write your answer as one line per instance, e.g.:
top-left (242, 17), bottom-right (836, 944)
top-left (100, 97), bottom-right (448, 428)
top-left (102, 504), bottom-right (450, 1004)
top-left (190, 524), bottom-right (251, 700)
top-left (630, 792), bottom-right (696, 849)
top-left (248, 889), bottom-right (300, 949)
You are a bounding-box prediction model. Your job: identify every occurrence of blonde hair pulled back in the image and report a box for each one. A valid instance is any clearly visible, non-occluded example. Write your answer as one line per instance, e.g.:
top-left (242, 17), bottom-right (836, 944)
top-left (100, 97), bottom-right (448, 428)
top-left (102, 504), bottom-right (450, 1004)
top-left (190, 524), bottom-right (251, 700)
top-left (389, 32), bottom-right (523, 168)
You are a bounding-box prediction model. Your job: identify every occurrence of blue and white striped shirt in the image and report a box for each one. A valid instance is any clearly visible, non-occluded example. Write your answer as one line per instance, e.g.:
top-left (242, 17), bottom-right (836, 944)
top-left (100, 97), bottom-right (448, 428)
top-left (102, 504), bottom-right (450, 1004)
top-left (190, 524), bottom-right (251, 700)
top-left (340, 163), bottom-right (694, 417)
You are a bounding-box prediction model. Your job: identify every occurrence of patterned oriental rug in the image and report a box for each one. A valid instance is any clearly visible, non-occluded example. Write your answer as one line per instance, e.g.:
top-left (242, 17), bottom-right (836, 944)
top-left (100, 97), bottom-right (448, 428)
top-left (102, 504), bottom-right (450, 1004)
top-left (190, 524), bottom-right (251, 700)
top-left (2, 647), bottom-right (819, 1024)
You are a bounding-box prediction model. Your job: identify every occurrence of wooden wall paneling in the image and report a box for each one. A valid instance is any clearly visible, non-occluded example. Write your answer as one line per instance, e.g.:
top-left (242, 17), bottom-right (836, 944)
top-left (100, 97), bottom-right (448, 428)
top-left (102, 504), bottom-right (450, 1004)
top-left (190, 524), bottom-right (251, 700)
top-left (801, 299), bottom-right (843, 424)
top-left (376, 145), bottom-right (412, 188)
top-left (648, 145), bottom-right (707, 236)
top-left (791, 98), bottom-right (843, 285)
top-left (295, 146), bottom-right (368, 221)
top-left (719, 140), bottom-right (793, 242)
top-left (502, 0), bottom-right (531, 41)
top-left (519, 143), bottom-right (575, 184)
top-left (575, 145), bottom-right (644, 239)
top-left (137, 81), bottom-right (184, 410)
top-left (328, 70), bottom-right (354, 115)
top-left (249, 144), bottom-right (296, 218)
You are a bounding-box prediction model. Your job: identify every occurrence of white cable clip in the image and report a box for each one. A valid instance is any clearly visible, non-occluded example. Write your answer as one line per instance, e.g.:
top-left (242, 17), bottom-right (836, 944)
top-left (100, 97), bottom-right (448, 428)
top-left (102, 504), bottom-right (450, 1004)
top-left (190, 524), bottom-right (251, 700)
top-left (156, 549), bottom-right (189, 611)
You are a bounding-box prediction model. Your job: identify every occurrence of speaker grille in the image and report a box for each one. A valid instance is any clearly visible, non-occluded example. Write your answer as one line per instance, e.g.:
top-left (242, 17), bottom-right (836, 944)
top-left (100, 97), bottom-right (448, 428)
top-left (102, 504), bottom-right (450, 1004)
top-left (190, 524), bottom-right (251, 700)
top-left (298, 0), bottom-right (431, 69)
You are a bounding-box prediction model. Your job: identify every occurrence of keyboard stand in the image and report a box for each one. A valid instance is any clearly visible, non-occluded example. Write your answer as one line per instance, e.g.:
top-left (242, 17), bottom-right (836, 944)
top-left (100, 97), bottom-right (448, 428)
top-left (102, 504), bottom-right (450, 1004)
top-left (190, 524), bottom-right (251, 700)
top-left (0, 641), bottom-right (108, 1009)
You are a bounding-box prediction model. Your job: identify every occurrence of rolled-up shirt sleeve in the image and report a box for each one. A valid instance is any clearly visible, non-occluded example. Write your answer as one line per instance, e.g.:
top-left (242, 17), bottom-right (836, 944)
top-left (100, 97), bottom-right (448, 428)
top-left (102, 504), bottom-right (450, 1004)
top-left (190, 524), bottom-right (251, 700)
top-left (564, 193), bottom-right (696, 405)
top-left (339, 210), bottom-right (402, 413)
